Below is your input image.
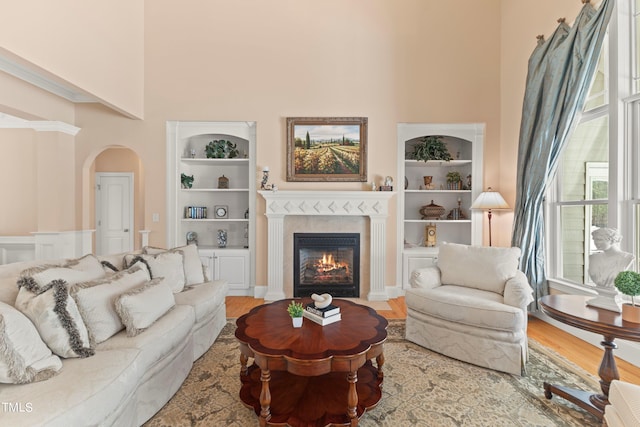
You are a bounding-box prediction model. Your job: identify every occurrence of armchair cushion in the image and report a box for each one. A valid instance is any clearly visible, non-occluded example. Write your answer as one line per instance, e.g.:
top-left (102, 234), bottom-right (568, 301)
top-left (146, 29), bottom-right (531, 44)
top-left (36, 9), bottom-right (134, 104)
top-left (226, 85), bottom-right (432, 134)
top-left (406, 285), bottom-right (526, 332)
top-left (504, 270), bottom-right (535, 310)
top-left (437, 243), bottom-right (521, 294)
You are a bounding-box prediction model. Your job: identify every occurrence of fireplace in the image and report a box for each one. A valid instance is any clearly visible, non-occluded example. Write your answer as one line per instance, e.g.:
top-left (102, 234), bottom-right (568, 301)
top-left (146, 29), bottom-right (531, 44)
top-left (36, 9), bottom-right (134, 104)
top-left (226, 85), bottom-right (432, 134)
top-left (293, 233), bottom-right (360, 298)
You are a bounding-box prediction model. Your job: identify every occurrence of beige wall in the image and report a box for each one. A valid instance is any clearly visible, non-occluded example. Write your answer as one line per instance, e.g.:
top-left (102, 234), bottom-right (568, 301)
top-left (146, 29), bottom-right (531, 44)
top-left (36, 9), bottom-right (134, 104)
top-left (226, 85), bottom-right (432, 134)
top-left (0, 0), bottom-right (592, 287)
top-left (0, 0), bottom-right (144, 118)
top-left (498, 0), bottom-right (585, 246)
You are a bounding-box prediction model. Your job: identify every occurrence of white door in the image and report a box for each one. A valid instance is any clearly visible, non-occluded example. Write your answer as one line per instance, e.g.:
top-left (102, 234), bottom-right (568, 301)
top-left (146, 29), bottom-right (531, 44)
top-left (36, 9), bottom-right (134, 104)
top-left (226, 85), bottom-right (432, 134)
top-left (96, 173), bottom-right (133, 255)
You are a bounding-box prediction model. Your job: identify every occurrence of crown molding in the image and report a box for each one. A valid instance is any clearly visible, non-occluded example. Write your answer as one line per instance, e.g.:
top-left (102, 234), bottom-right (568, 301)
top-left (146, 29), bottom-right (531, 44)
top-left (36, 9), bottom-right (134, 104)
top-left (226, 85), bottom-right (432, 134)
top-left (0, 54), bottom-right (94, 103)
top-left (0, 113), bottom-right (80, 136)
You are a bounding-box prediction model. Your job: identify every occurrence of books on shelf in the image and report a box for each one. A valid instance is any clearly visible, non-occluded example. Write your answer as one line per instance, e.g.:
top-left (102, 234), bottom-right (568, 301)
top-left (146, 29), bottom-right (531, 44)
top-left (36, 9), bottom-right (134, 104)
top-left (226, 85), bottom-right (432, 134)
top-left (305, 303), bottom-right (340, 318)
top-left (302, 310), bottom-right (341, 326)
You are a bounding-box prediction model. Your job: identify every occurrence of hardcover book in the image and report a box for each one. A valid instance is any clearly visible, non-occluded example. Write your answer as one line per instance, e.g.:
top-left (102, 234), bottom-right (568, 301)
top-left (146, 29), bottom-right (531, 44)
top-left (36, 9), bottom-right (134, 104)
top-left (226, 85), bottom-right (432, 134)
top-left (302, 310), bottom-right (341, 326)
top-left (305, 303), bottom-right (340, 318)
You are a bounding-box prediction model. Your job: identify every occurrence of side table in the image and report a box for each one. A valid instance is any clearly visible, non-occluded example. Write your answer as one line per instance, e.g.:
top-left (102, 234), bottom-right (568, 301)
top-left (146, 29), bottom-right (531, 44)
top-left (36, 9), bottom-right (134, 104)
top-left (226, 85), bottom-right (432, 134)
top-left (539, 294), bottom-right (640, 420)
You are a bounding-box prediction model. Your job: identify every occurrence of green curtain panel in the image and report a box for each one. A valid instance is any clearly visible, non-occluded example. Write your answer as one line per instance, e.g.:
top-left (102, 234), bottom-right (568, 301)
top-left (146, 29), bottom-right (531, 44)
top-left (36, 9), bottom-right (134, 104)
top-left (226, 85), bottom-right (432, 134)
top-left (511, 0), bottom-right (614, 309)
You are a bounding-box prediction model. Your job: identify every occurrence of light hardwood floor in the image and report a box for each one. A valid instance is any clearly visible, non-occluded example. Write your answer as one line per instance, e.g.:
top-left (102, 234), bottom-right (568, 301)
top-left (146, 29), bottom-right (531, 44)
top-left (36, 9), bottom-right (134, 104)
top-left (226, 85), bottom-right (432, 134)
top-left (226, 296), bottom-right (640, 384)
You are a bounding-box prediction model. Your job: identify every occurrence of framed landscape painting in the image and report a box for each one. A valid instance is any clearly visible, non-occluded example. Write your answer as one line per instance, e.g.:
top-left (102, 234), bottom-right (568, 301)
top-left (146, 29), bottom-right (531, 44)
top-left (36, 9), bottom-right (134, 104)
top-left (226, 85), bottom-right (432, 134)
top-left (286, 117), bottom-right (368, 182)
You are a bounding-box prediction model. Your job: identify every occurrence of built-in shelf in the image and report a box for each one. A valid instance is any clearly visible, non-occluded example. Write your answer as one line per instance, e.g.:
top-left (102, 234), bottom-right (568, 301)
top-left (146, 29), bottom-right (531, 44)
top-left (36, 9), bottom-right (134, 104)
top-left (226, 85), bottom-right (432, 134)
top-left (397, 123), bottom-right (484, 290)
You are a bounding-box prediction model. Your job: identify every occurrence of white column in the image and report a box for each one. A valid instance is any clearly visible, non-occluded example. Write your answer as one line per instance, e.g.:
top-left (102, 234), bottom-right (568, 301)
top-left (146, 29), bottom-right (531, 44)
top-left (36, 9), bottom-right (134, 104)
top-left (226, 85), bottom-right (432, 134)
top-left (264, 214), bottom-right (286, 301)
top-left (367, 216), bottom-right (389, 301)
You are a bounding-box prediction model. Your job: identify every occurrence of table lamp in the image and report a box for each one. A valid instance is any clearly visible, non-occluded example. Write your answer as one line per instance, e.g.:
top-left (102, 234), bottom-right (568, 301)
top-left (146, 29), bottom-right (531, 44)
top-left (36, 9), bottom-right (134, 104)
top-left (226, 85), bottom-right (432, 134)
top-left (471, 187), bottom-right (509, 246)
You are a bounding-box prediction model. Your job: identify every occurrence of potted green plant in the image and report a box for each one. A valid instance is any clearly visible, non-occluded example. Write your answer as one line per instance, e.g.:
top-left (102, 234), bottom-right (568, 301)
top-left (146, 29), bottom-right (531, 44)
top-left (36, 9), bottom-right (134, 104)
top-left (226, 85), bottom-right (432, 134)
top-left (287, 301), bottom-right (304, 327)
top-left (446, 171), bottom-right (462, 190)
top-left (206, 140), bottom-right (239, 159)
top-left (410, 136), bottom-right (452, 162)
top-left (180, 173), bottom-right (194, 189)
top-left (614, 270), bottom-right (640, 323)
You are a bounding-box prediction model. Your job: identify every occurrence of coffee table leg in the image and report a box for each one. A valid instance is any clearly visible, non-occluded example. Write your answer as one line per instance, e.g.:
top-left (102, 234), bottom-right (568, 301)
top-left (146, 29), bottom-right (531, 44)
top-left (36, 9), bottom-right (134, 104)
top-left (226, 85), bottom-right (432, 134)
top-left (376, 352), bottom-right (385, 381)
top-left (240, 353), bottom-right (248, 376)
top-left (260, 368), bottom-right (272, 427)
top-left (347, 371), bottom-right (358, 426)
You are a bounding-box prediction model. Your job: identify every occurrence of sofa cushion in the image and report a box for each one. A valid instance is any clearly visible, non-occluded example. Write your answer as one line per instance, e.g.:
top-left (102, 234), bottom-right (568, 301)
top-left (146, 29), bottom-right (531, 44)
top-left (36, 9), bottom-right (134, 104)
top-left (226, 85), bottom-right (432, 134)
top-left (410, 267), bottom-right (441, 289)
top-left (0, 301), bottom-right (62, 384)
top-left (17, 254), bottom-right (105, 294)
top-left (97, 305), bottom-right (195, 372)
top-left (0, 275), bottom-right (19, 305)
top-left (70, 263), bottom-right (151, 344)
top-left (437, 243), bottom-right (521, 294)
top-left (14, 281), bottom-right (94, 358)
top-left (116, 277), bottom-right (176, 337)
top-left (174, 280), bottom-right (227, 324)
top-left (126, 252), bottom-right (186, 293)
top-left (0, 348), bottom-right (142, 427)
top-left (145, 244), bottom-right (206, 285)
top-left (406, 285), bottom-right (525, 332)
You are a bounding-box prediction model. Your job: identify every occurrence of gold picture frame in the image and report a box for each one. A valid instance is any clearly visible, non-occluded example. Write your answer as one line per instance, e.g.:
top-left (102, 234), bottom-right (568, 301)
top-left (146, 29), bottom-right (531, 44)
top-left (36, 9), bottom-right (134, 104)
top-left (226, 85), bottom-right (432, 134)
top-left (286, 117), bottom-right (368, 182)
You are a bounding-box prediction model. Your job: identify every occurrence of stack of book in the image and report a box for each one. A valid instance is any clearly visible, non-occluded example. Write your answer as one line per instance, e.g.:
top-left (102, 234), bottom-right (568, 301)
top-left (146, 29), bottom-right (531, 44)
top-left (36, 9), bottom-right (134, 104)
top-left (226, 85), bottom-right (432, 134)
top-left (303, 303), bottom-right (341, 326)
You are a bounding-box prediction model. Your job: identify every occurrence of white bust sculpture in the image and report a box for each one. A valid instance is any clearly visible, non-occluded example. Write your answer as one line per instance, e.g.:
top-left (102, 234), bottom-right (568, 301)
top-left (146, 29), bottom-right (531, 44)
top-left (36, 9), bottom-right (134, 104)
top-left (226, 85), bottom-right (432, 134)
top-left (588, 227), bottom-right (635, 288)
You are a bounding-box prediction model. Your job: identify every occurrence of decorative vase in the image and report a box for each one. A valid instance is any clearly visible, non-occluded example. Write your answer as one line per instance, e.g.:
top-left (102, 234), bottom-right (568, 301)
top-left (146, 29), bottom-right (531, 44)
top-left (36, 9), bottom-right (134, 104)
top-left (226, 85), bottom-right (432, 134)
top-left (292, 317), bottom-right (303, 328)
top-left (217, 229), bottom-right (227, 248)
top-left (423, 176), bottom-right (433, 186)
top-left (621, 303), bottom-right (640, 323)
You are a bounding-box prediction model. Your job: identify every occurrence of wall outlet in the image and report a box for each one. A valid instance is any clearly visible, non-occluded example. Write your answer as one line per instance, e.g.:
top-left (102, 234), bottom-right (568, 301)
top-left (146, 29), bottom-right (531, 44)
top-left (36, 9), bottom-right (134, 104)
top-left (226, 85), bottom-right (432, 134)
top-left (152, 213), bottom-right (160, 222)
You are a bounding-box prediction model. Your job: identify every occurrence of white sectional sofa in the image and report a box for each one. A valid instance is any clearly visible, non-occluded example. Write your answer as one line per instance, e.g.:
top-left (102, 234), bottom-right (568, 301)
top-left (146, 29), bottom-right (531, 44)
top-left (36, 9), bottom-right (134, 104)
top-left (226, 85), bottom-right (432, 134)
top-left (0, 244), bottom-right (228, 427)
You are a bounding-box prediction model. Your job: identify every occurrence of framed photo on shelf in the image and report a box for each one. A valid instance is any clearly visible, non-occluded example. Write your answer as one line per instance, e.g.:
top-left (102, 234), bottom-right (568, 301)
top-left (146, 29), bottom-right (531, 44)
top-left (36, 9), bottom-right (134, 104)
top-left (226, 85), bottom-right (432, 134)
top-left (286, 117), bottom-right (368, 182)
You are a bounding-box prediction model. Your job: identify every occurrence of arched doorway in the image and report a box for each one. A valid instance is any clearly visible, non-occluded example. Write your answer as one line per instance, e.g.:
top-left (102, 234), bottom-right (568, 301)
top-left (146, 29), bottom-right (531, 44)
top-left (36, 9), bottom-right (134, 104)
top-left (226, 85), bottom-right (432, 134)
top-left (91, 147), bottom-right (144, 255)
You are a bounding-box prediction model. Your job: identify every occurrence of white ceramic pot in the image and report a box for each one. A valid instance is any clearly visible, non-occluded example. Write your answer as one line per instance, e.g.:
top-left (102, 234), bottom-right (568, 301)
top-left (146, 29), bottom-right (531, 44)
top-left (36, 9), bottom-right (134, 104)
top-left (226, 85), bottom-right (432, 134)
top-left (292, 317), bottom-right (303, 328)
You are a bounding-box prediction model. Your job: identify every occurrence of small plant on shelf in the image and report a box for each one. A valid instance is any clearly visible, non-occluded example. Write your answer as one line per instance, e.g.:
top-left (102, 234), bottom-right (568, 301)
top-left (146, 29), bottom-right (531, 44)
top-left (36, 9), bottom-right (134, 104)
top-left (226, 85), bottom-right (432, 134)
top-left (287, 301), bottom-right (304, 318)
top-left (446, 171), bottom-right (462, 190)
top-left (206, 140), bottom-right (239, 159)
top-left (410, 136), bottom-right (452, 162)
top-left (180, 173), bottom-right (194, 189)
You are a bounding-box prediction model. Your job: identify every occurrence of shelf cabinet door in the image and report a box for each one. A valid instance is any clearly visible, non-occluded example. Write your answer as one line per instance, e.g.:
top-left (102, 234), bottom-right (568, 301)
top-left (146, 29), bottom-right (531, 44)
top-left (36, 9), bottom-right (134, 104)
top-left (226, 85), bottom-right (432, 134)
top-left (215, 250), bottom-right (249, 290)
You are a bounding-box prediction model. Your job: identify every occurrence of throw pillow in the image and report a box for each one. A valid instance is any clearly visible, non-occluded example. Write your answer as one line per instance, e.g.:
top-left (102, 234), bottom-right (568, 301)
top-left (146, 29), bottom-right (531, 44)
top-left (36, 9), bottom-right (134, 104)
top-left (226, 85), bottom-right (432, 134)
top-left (14, 280), bottom-right (94, 358)
top-left (437, 242), bottom-right (521, 294)
top-left (115, 277), bottom-right (176, 337)
top-left (127, 252), bottom-right (186, 293)
top-left (410, 267), bottom-right (441, 289)
top-left (0, 301), bottom-right (62, 384)
top-left (144, 244), bottom-right (206, 285)
top-left (18, 254), bottom-right (105, 294)
top-left (70, 263), bottom-right (151, 344)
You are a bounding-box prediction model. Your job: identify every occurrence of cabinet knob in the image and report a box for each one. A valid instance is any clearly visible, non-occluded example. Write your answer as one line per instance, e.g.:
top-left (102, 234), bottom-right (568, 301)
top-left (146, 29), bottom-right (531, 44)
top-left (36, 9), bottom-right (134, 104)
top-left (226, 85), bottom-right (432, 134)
top-left (124, 228), bottom-right (129, 232)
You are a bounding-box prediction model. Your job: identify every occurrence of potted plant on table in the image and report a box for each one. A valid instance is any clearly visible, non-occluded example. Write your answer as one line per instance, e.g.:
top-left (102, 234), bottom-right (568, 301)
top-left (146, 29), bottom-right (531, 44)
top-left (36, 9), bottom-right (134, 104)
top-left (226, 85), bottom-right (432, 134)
top-left (287, 301), bottom-right (304, 327)
top-left (614, 270), bottom-right (640, 323)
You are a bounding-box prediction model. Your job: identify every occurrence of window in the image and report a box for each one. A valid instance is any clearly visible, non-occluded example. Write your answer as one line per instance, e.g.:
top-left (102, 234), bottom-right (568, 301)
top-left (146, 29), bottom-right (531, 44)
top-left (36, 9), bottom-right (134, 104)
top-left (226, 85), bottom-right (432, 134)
top-left (547, 1), bottom-right (636, 289)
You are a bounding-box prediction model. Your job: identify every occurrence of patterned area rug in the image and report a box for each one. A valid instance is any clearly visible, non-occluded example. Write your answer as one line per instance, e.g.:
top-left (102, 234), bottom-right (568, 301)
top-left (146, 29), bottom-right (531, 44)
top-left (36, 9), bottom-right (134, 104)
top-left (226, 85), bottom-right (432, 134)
top-left (144, 320), bottom-right (600, 426)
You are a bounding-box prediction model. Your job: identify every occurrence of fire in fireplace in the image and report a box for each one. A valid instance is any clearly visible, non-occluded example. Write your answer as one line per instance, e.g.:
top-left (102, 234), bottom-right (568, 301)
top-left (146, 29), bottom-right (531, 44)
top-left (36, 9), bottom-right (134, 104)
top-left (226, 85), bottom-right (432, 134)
top-left (293, 233), bottom-right (360, 298)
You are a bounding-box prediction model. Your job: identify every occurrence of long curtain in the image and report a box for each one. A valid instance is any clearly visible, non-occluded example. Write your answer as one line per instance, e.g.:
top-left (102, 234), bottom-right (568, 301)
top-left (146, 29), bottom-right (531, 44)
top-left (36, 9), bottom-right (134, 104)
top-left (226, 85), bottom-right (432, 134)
top-left (511, 0), bottom-right (614, 309)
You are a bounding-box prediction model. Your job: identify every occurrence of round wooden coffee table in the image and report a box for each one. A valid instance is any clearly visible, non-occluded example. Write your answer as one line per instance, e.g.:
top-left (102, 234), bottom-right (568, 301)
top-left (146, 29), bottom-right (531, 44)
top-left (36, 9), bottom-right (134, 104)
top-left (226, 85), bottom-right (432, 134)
top-left (235, 298), bottom-right (388, 427)
top-left (540, 294), bottom-right (640, 420)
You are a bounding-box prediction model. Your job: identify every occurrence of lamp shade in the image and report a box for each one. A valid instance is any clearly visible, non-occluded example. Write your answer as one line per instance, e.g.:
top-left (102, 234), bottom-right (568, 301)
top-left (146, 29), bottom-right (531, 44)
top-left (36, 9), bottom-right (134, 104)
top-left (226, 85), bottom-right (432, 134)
top-left (471, 187), bottom-right (509, 211)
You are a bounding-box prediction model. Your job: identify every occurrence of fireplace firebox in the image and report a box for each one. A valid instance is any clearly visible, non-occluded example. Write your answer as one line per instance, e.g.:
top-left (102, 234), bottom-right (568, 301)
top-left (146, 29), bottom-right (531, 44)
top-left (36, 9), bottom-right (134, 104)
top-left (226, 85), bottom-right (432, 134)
top-left (293, 233), bottom-right (360, 298)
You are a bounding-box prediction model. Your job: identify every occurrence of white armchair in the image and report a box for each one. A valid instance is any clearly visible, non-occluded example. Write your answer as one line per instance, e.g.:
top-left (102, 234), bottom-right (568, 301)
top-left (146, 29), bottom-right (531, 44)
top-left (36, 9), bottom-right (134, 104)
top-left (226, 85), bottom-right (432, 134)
top-left (604, 380), bottom-right (640, 426)
top-left (405, 242), bottom-right (534, 376)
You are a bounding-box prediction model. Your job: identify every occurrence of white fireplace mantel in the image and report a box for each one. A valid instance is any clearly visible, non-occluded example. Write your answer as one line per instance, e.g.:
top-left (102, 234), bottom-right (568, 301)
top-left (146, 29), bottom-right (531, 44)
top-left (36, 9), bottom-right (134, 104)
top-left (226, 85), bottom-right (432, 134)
top-left (258, 190), bottom-right (395, 301)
